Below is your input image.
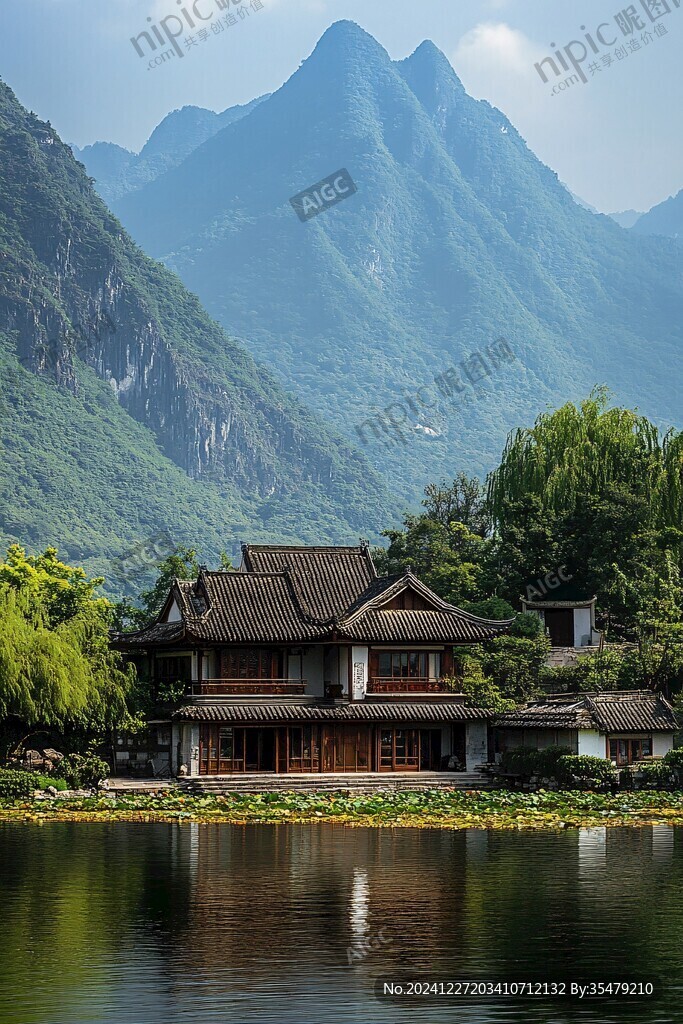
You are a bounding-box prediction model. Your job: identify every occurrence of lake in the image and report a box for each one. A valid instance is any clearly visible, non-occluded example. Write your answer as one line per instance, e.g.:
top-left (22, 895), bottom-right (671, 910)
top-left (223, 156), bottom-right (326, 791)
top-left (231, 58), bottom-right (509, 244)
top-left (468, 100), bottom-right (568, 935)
top-left (0, 822), bottom-right (681, 1024)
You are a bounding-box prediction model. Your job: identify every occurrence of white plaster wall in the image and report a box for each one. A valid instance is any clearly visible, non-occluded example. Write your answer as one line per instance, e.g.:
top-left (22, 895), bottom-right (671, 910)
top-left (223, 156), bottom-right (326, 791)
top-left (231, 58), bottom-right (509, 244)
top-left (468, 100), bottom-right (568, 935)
top-left (574, 608), bottom-right (592, 647)
top-left (578, 730), bottom-right (605, 758)
top-left (653, 733), bottom-right (675, 757)
top-left (339, 647), bottom-right (349, 696)
top-left (166, 600), bottom-right (181, 622)
top-left (465, 721), bottom-right (488, 769)
top-left (178, 722), bottom-right (194, 773)
top-left (351, 646), bottom-right (368, 700)
top-left (189, 723), bottom-right (200, 776)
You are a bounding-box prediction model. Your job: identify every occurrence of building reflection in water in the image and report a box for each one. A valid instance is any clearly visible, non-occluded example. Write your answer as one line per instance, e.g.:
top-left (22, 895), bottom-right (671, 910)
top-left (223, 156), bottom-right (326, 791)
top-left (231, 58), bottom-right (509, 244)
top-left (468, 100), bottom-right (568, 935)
top-left (349, 867), bottom-right (370, 945)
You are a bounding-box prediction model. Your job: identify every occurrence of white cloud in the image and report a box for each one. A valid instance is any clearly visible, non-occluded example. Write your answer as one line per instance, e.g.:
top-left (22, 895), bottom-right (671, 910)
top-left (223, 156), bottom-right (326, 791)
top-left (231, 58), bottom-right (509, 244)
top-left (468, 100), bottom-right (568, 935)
top-left (453, 21), bottom-right (544, 82)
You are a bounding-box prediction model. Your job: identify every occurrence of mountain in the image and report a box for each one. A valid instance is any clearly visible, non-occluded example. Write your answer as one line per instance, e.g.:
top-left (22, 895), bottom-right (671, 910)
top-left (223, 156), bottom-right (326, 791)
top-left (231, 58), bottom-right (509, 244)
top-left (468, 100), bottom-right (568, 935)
top-left (72, 97), bottom-right (267, 205)
top-left (0, 78), bottom-right (398, 592)
top-left (609, 209), bottom-right (644, 229)
top-left (569, 191), bottom-right (599, 214)
top-left (631, 189), bottom-right (683, 238)
top-left (108, 22), bottom-right (683, 503)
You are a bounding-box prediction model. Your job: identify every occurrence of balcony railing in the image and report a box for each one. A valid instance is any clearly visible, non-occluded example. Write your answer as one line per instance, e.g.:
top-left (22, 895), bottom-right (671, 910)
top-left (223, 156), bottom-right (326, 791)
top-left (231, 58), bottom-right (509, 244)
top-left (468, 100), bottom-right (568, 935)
top-left (190, 678), bottom-right (307, 696)
top-left (367, 677), bottom-right (451, 694)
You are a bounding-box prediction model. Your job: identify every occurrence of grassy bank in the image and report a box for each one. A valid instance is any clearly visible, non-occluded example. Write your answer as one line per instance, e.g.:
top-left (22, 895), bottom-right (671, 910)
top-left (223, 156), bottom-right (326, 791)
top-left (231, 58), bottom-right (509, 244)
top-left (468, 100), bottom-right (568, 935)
top-left (2, 789), bottom-right (683, 829)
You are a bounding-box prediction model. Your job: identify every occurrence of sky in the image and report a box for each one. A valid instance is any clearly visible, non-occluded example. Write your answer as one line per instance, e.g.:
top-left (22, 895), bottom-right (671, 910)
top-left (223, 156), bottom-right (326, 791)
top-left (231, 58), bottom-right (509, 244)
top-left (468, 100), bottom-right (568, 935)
top-left (1, 0), bottom-right (682, 213)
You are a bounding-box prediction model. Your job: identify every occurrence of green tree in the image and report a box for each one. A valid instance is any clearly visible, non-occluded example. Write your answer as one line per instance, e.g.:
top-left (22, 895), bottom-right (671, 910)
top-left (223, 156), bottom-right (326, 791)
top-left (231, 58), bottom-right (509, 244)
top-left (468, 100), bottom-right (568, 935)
top-left (115, 546), bottom-right (200, 630)
top-left (0, 545), bottom-right (134, 760)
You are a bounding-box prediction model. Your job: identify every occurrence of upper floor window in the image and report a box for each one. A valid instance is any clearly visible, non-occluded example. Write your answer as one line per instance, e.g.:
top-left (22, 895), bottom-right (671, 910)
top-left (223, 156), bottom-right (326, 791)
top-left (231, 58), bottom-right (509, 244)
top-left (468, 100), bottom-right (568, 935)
top-left (156, 656), bottom-right (192, 681)
top-left (220, 648), bottom-right (280, 679)
top-left (376, 651), bottom-right (429, 678)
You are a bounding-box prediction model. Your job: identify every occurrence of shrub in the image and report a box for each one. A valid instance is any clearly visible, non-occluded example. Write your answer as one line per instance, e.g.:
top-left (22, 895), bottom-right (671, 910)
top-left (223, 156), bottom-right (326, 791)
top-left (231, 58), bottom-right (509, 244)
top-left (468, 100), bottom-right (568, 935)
top-left (500, 745), bottom-right (573, 779)
top-left (58, 752), bottom-right (109, 789)
top-left (555, 754), bottom-right (617, 790)
top-left (0, 768), bottom-right (35, 799)
top-left (500, 747), bottom-right (539, 776)
top-left (34, 774), bottom-right (68, 791)
top-left (534, 745), bottom-right (574, 778)
top-left (636, 761), bottom-right (674, 790)
top-left (509, 612), bottom-right (544, 639)
top-left (663, 748), bottom-right (683, 771)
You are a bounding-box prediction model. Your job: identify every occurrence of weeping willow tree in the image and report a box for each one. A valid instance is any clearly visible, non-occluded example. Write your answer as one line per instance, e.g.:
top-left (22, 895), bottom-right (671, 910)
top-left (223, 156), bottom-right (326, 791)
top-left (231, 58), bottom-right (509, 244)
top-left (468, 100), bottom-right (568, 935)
top-left (484, 388), bottom-right (683, 644)
top-left (0, 545), bottom-right (135, 760)
top-left (487, 388), bottom-right (683, 530)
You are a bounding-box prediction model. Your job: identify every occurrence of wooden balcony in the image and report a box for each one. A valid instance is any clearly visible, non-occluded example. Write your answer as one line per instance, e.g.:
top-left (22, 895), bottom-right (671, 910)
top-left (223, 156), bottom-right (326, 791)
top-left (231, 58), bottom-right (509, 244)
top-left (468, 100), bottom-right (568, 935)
top-left (190, 678), bottom-right (307, 696)
top-left (367, 677), bottom-right (450, 694)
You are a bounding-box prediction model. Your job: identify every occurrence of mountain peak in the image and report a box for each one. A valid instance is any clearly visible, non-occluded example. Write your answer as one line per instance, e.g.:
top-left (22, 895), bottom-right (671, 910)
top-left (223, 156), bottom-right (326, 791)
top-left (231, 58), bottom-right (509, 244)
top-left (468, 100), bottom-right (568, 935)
top-left (397, 39), bottom-right (465, 103)
top-left (311, 20), bottom-right (390, 63)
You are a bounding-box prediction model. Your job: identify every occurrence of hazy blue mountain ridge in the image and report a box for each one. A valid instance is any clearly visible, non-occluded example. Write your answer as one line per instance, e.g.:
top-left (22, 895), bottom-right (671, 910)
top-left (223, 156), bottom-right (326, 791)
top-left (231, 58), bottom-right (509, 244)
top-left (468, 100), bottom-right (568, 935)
top-left (0, 76), bottom-right (397, 590)
top-left (102, 21), bottom-right (683, 501)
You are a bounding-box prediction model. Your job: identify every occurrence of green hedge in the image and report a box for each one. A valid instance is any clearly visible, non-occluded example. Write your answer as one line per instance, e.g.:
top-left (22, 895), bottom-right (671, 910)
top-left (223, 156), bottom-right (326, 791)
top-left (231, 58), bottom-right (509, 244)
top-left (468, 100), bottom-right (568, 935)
top-left (0, 769), bottom-right (36, 799)
top-left (0, 769), bottom-right (71, 798)
top-left (636, 761), bottom-right (674, 789)
top-left (555, 755), bottom-right (617, 790)
top-left (58, 752), bottom-right (109, 789)
top-left (500, 746), bottom-right (573, 779)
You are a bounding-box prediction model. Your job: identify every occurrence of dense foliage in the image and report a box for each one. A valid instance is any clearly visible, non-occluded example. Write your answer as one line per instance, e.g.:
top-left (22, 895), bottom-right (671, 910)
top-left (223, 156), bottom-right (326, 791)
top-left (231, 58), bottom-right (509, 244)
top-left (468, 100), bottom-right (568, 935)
top-left (378, 395), bottom-right (683, 702)
top-left (0, 768), bottom-right (35, 799)
top-left (0, 545), bottom-right (134, 759)
top-left (58, 751), bottom-right (110, 789)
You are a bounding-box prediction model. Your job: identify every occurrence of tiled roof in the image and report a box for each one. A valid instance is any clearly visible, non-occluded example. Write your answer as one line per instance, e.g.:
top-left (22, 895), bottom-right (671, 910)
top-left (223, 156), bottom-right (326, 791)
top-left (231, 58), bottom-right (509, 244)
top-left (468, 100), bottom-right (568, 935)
top-left (185, 572), bottom-right (325, 643)
top-left (174, 701), bottom-right (489, 723)
top-left (496, 691), bottom-right (678, 733)
top-left (521, 581), bottom-right (595, 606)
top-left (242, 544), bottom-right (376, 622)
top-left (495, 699), bottom-right (593, 730)
top-left (587, 691), bottom-right (678, 733)
top-left (114, 545), bottom-right (511, 647)
top-left (112, 621), bottom-right (186, 647)
top-left (341, 572), bottom-right (510, 643)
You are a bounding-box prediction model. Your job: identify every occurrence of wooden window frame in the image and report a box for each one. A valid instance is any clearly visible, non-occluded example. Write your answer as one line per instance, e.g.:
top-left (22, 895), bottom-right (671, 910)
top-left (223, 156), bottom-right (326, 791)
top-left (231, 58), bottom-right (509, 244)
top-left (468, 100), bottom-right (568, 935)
top-left (607, 735), bottom-right (653, 766)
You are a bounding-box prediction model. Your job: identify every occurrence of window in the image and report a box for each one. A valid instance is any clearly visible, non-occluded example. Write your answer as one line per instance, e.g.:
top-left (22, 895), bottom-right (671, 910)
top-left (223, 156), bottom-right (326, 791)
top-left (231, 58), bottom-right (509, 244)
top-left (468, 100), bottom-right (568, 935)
top-left (377, 651), bottom-right (429, 678)
top-left (608, 736), bottom-right (652, 766)
top-left (156, 656), bottom-right (192, 681)
top-left (221, 648), bottom-right (278, 679)
top-left (379, 728), bottom-right (420, 771)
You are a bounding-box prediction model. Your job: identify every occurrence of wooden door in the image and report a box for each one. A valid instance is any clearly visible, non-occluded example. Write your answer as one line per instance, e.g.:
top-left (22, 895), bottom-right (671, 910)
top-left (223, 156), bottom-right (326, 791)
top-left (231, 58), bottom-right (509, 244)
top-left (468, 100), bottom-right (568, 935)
top-left (543, 609), bottom-right (574, 646)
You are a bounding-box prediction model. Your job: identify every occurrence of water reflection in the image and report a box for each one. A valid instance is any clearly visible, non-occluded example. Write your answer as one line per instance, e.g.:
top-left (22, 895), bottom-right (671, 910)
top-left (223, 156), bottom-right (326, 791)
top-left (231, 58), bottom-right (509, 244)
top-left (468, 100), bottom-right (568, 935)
top-left (0, 823), bottom-right (681, 1024)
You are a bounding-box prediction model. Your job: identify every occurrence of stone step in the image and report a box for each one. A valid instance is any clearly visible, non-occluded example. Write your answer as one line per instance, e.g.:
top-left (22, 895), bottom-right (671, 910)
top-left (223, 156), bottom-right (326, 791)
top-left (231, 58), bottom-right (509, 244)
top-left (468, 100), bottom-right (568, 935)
top-left (179, 769), bottom-right (494, 795)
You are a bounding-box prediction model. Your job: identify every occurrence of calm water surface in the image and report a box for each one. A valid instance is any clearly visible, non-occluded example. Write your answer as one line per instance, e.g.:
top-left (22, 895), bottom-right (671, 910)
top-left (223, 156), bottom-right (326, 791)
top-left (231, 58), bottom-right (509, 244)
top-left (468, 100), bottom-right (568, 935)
top-left (0, 822), bottom-right (681, 1024)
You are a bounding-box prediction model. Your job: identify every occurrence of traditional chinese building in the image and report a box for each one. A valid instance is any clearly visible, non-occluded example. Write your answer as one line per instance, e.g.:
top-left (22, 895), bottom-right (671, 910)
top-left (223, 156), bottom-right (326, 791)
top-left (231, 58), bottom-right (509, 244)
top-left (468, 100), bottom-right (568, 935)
top-left (115, 543), bottom-right (511, 778)
top-left (493, 690), bottom-right (678, 765)
top-left (521, 581), bottom-right (603, 668)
